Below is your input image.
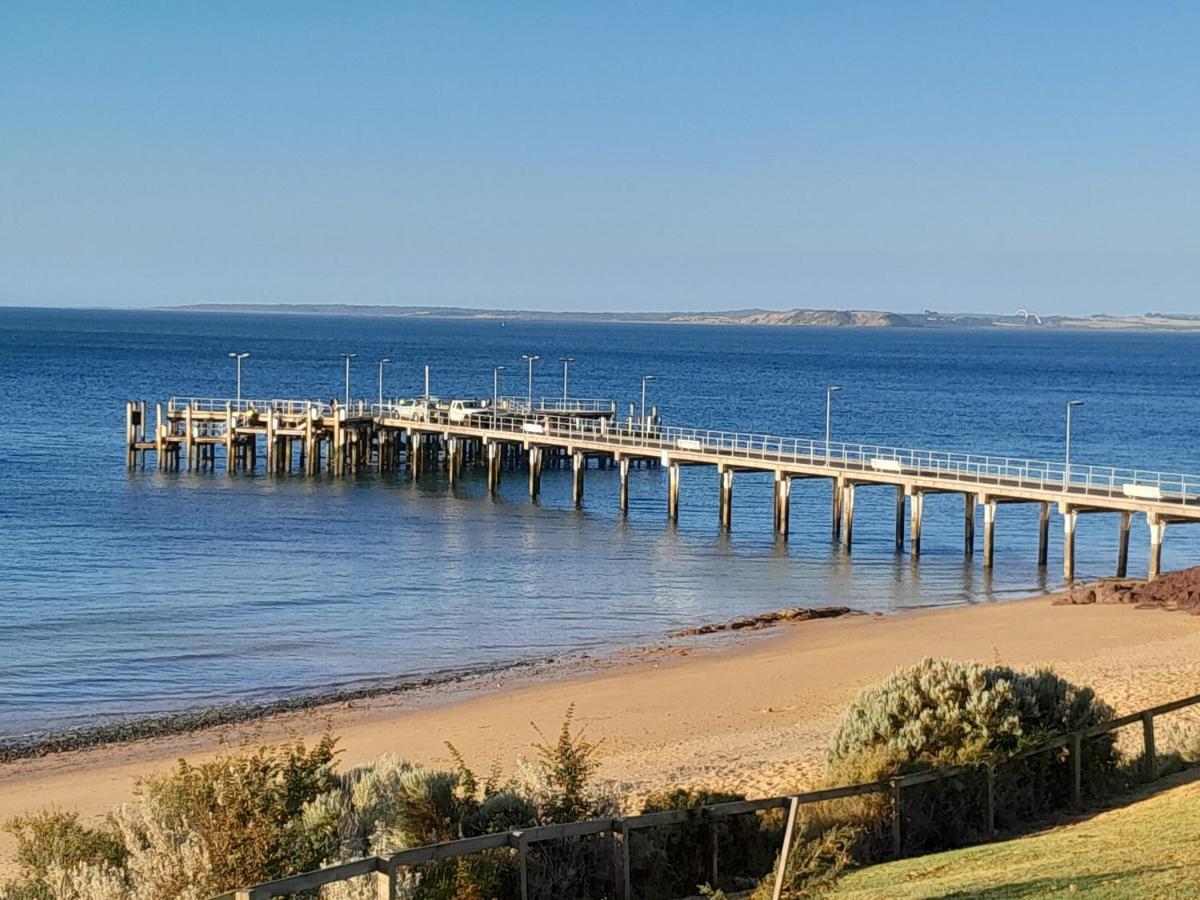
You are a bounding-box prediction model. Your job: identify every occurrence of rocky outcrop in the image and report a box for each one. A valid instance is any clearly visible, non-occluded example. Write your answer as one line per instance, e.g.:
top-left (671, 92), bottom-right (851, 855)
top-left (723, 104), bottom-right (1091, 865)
top-left (1053, 567), bottom-right (1200, 613)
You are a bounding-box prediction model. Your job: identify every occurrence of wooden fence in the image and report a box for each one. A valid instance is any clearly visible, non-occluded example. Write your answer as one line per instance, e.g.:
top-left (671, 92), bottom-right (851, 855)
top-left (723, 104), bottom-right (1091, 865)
top-left (214, 691), bottom-right (1200, 900)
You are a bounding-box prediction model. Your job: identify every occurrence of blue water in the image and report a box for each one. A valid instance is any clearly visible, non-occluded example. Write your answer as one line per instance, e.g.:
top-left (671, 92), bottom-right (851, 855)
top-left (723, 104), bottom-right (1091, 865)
top-left (2, 308), bottom-right (1199, 737)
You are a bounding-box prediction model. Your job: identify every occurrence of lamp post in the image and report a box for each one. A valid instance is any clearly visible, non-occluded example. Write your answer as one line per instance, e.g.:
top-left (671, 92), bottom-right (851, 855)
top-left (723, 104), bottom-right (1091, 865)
top-left (640, 375), bottom-right (656, 427)
top-left (377, 357), bottom-right (391, 408)
top-left (493, 365), bottom-right (506, 411)
top-left (1065, 399), bottom-right (1084, 486)
top-left (340, 353), bottom-right (357, 407)
top-left (558, 356), bottom-right (575, 402)
top-left (825, 386), bottom-right (843, 462)
top-left (521, 354), bottom-right (540, 405)
top-left (227, 352), bottom-right (250, 406)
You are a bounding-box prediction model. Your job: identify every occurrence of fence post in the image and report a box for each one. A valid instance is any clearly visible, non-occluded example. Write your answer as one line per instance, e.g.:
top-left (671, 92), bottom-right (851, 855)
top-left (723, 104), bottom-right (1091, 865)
top-left (985, 763), bottom-right (996, 838)
top-left (620, 820), bottom-right (632, 900)
top-left (1070, 733), bottom-right (1083, 809)
top-left (372, 861), bottom-right (396, 900)
top-left (515, 833), bottom-right (529, 900)
top-left (891, 779), bottom-right (903, 857)
top-left (709, 815), bottom-right (720, 890)
top-left (1142, 711), bottom-right (1157, 781)
top-left (771, 797), bottom-right (800, 900)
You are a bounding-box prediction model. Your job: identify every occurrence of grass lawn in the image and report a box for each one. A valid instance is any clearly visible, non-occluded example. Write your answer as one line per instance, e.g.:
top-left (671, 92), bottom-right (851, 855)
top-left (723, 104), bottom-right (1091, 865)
top-left (829, 771), bottom-right (1200, 899)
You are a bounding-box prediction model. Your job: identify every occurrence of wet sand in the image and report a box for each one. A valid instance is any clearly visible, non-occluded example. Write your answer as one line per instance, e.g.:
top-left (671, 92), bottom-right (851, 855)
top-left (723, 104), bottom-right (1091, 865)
top-left (3, 593), bottom-right (1200, 873)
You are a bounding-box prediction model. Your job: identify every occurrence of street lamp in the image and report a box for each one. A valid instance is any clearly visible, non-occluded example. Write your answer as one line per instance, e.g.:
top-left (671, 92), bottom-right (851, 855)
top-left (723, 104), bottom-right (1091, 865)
top-left (825, 386), bottom-right (843, 461)
top-left (493, 365), bottom-right (506, 411)
top-left (558, 356), bottom-right (575, 402)
top-left (340, 353), bottom-right (357, 407)
top-left (377, 357), bottom-right (392, 407)
top-left (1065, 399), bottom-right (1084, 485)
top-left (227, 352), bottom-right (250, 406)
top-left (640, 375), bottom-right (656, 427)
top-left (521, 354), bottom-right (540, 405)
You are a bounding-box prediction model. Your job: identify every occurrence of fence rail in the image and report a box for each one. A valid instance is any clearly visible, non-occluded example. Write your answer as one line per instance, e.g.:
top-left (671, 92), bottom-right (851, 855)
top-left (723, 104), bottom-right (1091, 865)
top-left (213, 690), bottom-right (1200, 900)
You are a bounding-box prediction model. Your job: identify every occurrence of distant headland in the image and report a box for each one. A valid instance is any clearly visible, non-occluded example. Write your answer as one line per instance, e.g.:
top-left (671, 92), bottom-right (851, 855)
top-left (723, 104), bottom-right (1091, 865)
top-left (170, 304), bottom-right (1200, 331)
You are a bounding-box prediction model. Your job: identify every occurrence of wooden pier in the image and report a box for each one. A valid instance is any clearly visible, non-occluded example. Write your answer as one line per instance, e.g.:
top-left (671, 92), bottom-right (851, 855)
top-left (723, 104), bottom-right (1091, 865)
top-left (125, 395), bottom-right (1200, 582)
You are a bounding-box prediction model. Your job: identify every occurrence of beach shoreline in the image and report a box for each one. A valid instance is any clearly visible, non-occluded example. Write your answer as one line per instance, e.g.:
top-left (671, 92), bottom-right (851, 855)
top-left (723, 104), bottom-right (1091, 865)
top-left (3, 589), bottom-right (1200, 875)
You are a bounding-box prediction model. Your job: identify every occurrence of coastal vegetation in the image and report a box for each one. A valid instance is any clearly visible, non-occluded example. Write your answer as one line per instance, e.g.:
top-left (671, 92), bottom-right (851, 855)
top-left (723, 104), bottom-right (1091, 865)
top-left (2, 663), bottom-right (1193, 899)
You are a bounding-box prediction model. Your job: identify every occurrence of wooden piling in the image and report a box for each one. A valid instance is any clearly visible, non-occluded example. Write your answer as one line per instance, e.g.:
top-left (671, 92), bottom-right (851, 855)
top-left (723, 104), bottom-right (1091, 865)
top-left (909, 489), bottom-right (924, 557)
top-left (983, 499), bottom-right (996, 569)
top-left (842, 483), bottom-right (856, 551)
top-left (1117, 510), bottom-right (1131, 577)
top-left (1148, 515), bottom-right (1165, 581)
top-left (571, 451), bottom-right (584, 506)
top-left (1063, 508), bottom-right (1078, 583)
top-left (1037, 501), bottom-right (1051, 568)
top-left (963, 492), bottom-right (976, 557)
top-left (718, 467), bottom-right (733, 530)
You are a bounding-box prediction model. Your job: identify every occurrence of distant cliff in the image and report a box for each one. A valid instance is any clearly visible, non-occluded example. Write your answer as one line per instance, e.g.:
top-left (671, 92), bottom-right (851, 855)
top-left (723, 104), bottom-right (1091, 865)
top-left (171, 304), bottom-right (1200, 331)
top-left (669, 309), bottom-right (914, 327)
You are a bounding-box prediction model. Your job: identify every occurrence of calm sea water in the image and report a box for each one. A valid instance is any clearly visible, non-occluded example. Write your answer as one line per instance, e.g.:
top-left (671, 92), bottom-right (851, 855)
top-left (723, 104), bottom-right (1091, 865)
top-left (2, 308), bottom-right (1199, 737)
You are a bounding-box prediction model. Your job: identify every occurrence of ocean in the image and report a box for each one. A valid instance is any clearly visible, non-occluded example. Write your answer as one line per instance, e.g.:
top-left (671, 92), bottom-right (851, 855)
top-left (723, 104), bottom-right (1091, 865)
top-left (2, 307), bottom-right (1198, 738)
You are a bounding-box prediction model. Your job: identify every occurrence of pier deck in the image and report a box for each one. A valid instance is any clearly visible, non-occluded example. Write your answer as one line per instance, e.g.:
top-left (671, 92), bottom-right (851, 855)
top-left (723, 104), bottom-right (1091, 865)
top-left (124, 395), bottom-right (1200, 582)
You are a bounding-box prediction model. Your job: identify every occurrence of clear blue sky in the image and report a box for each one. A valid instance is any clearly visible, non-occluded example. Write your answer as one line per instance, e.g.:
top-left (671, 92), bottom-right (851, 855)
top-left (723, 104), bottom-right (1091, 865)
top-left (1, 3), bottom-right (1197, 314)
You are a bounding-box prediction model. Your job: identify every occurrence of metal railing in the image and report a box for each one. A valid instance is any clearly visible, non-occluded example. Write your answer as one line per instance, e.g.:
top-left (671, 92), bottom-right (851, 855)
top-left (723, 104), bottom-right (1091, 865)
top-left (497, 395), bottom-right (616, 414)
top-left (214, 691), bottom-right (1200, 900)
top-left (160, 398), bottom-right (1200, 507)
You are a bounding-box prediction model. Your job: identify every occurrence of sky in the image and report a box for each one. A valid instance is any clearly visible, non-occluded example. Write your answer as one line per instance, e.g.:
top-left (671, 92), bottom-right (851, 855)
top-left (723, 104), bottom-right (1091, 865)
top-left (1, 3), bottom-right (1197, 315)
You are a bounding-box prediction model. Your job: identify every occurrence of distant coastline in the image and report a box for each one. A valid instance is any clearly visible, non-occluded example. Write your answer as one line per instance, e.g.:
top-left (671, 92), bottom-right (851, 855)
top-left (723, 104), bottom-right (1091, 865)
top-left (168, 303), bottom-right (1200, 331)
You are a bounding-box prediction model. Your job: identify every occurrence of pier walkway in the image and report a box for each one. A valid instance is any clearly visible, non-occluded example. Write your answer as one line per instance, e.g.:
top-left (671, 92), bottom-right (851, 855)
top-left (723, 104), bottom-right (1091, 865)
top-left (124, 395), bottom-right (1200, 582)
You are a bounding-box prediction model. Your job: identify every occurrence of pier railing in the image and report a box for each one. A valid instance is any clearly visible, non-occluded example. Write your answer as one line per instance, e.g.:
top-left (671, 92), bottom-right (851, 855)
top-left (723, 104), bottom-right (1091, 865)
top-left (416, 408), bottom-right (1200, 508)
top-left (212, 691), bottom-right (1200, 900)
top-left (162, 397), bottom-right (1200, 508)
top-left (497, 395), bottom-right (617, 414)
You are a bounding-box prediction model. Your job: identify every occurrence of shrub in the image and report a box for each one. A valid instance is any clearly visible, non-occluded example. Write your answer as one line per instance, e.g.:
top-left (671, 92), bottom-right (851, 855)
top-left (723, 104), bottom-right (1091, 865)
top-left (527, 703), bottom-right (604, 823)
top-left (828, 658), bottom-right (1116, 770)
top-left (826, 658), bottom-right (1118, 855)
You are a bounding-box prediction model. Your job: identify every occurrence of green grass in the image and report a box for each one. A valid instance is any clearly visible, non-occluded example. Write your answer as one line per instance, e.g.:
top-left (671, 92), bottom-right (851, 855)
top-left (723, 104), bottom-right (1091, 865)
top-left (829, 772), bottom-right (1200, 899)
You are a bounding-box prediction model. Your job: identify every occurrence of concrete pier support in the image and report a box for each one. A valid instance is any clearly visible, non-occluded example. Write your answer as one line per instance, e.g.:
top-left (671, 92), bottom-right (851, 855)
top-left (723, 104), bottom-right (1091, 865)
top-left (982, 499), bottom-right (997, 569)
top-left (225, 403), bottom-right (236, 474)
top-left (303, 408), bottom-right (315, 476)
top-left (964, 493), bottom-right (976, 558)
top-left (1063, 508), bottom-right (1079, 583)
top-left (1038, 501), bottom-right (1051, 568)
top-left (841, 483), bottom-right (856, 551)
top-left (895, 486), bottom-right (906, 551)
top-left (718, 467), bottom-right (733, 530)
top-left (183, 405), bottom-right (194, 472)
top-left (447, 438), bottom-right (459, 486)
top-left (619, 457), bottom-right (631, 514)
top-left (832, 476), bottom-right (845, 539)
top-left (486, 442), bottom-right (500, 494)
top-left (1117, 510), bottom-right (1132, 577)
top-left (1148, 515), bottom-right (1166, 580)
top-left (571, 451), bottom-right (585, 506)
top-left (909, 489), bottom-right (924, 557)
top-left (774, 473), bottom-right (790, 537)
top-left (528, 446), bottom-right (543, 500)
top-left (265, 413), bottom-right (276, 475)
top-left (667, 462), bottom-right (680, 522)
top-left (154, 403), bottom-right (164, 465)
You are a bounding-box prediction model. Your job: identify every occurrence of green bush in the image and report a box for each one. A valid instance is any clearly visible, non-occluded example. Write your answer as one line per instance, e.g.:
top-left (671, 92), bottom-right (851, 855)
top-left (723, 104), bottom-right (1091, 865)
top-left (828, 657), bottom-right (1116, 770)
top-left (826, 658), bottom-right (1119, 855)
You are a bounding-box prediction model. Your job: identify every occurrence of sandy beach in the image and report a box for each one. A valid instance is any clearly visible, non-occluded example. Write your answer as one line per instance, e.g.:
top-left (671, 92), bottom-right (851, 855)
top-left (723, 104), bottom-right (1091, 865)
top-left (3, 594), bottom-right (1200, 873)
